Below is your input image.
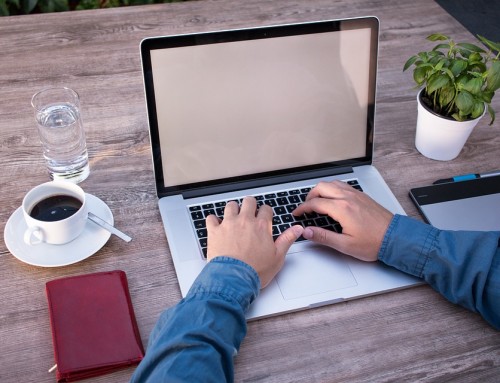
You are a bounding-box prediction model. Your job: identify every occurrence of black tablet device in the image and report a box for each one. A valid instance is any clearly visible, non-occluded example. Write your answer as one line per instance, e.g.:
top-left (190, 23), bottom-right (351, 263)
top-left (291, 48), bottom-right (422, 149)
top-left (409, 175), bottom-right (500, 231)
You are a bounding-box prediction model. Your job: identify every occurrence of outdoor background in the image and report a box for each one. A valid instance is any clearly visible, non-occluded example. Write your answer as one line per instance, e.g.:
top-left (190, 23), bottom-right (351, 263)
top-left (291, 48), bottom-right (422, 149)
top-left (0, 0), bottom-right (188, 16)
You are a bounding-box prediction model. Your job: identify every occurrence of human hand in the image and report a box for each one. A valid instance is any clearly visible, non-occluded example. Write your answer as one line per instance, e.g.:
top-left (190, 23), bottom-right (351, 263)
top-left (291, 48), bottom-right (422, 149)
top-left (292, 180), bottom-right (393, 262)
top-left (206, 197), bottom-right (304, 288)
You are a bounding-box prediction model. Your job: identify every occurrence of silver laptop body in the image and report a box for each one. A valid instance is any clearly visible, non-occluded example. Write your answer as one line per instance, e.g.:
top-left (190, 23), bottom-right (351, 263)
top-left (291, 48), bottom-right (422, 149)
top-left (141, 17), bottom-right (421, 319)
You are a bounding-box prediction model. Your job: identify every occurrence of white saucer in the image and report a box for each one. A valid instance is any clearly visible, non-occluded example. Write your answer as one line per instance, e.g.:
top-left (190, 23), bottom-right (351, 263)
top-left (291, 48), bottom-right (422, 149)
top-left (4, 194), bottom-right (113, 267)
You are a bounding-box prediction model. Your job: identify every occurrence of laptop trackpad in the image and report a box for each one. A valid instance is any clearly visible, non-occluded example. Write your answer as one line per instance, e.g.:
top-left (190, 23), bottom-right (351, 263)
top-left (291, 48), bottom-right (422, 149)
top-left (275, 245), bottom-right (357, 300)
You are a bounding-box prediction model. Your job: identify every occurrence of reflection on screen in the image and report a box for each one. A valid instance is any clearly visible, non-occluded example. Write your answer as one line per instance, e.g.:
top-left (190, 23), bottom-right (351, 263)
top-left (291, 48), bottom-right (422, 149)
top-left (151, 28), bottom-right (371, 187)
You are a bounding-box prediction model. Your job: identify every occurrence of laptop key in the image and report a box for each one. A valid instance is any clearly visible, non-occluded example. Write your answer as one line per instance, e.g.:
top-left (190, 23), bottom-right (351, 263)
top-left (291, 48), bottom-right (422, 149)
top-left (264, 199), bottom-right (277, 207)
top-left (288, 195), bottom-right (301, 204)
top-left (303, 219), bottom-right (316, 227)
top-left (191, 211), bottom-right (204, 220)
top-left (204, 209), bottom-right (216, 217)
top-left (282, 214), bottom-right (294, 223)
top-left (276, 197), bottom-right (288, 205)
top-left (314, 217), bottom-right (329, 227)
top-left (193, 219), bottom-right (206, 229)
top-left (196, 228), bottom-right (208, 238)
top-left (274, 206), bottom-right (286, 215)
top-left (199, 238), bottom-right (208, 248)
top-left (278, 223), bottom-right (291, 233)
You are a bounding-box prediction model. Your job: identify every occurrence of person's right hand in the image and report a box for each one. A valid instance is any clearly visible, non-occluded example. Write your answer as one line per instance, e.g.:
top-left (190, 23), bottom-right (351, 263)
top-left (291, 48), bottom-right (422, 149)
top-left (292, 180), bottom-right (394, 262)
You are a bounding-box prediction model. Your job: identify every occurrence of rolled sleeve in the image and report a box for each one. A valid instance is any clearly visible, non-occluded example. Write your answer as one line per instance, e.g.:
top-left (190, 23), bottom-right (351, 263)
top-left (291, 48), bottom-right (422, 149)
top-left (379, 214), bottom-right (500, 330)
top-left (131, 257), bottom-right (260, 383)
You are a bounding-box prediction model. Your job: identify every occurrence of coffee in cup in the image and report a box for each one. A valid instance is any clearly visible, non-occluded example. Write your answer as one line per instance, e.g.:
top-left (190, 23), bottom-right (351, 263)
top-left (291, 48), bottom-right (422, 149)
top-left (23, 181), bottom-right (88, 245)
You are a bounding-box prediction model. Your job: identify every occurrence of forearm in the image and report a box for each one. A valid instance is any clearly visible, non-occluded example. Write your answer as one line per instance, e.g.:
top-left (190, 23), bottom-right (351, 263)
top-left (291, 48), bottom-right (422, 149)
top-left (131, 257), bottom-right (260, 382)
top-left (379, 214), bottom-right (500, 330)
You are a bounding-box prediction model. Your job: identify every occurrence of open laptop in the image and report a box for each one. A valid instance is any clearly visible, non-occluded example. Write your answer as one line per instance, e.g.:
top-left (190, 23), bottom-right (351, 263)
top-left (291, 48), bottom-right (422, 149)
top-left (140, 17), bottom-right (421, 319)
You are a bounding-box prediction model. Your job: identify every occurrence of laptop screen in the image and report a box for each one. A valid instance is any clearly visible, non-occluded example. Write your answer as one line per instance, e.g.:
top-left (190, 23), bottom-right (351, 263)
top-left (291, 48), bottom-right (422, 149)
top-left (141, 18), bottom-right (379, 196)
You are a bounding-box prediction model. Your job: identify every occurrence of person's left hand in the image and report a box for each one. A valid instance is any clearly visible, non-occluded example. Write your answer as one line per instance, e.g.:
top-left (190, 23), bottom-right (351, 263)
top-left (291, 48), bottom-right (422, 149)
top-left (206, 197), bottom-right (304, 288)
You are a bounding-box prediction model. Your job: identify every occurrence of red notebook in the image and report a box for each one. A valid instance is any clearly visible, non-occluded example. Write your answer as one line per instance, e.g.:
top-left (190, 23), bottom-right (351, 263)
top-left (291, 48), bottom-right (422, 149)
top-left (46, 270), bottom-right (145, 382)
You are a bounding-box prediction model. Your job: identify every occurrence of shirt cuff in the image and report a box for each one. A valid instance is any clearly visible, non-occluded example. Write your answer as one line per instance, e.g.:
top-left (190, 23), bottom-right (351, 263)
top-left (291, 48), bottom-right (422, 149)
top-left (187, 256), bottom-right (261, 313)
top-left (378, 214), bottom-right (438, 278)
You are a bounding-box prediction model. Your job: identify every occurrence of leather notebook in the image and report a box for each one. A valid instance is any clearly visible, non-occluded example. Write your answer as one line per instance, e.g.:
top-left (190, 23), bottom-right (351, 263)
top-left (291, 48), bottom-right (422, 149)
top-left (46, 270), bottom-right (145, 382)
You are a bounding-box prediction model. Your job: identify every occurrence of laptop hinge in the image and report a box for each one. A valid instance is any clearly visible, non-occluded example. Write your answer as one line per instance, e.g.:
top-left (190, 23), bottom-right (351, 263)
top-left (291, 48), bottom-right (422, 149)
top-left (181, 166), bottom-right (354, 199)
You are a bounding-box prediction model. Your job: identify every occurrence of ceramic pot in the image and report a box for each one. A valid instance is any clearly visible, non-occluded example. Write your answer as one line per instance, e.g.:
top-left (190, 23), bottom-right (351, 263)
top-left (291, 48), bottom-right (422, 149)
top-left (415, 90), bottom-right (484, 161)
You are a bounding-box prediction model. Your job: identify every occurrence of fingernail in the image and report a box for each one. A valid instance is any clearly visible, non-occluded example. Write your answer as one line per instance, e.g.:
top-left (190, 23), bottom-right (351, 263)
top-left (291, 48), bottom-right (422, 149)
top-left (303, 227), bottom-right (313, 239)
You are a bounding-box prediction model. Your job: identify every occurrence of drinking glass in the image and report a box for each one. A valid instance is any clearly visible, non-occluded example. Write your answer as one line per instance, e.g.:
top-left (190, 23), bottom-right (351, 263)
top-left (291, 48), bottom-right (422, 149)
top-left (31, 87), bottom-right (90, 183)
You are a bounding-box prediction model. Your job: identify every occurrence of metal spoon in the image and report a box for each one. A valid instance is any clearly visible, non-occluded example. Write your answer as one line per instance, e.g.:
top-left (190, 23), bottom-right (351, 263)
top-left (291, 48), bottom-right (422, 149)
top-left (88, 212), bottom-right (132, 242)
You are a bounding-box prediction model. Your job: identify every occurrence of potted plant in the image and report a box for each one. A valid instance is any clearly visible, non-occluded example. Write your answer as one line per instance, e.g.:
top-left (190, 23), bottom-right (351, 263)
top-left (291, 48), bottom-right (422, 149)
top-left (403, 33), bottom-right (500, 160)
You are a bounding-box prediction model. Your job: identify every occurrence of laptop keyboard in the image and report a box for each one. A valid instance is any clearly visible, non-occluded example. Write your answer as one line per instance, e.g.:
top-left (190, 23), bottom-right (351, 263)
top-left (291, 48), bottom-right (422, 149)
top-left (188, 179), bottom-right (363, 258)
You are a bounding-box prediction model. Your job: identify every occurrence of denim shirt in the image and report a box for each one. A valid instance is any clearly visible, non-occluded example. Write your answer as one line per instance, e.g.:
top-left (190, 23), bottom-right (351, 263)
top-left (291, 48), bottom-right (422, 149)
top-left (130, 257), bottom-right (260, 383)
top-left (130, 215), bottom-right (500, 382)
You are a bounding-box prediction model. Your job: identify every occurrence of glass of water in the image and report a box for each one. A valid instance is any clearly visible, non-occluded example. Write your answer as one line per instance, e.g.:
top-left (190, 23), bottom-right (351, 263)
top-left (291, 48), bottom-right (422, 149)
top-left (31, 87), bottom-right (90, 183)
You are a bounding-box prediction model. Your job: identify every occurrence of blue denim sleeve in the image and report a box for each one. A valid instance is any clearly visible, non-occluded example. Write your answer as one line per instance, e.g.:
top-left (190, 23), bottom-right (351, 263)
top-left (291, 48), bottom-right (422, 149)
top-left (379, 214), bottom-right (500, 329)
top-left (130, 256), bottom-right (260, 383)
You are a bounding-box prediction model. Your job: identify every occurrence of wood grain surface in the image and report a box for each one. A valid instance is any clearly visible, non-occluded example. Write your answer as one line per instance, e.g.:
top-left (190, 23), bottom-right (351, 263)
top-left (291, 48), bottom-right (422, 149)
top-left (0, 0), bottom-right (499, 382)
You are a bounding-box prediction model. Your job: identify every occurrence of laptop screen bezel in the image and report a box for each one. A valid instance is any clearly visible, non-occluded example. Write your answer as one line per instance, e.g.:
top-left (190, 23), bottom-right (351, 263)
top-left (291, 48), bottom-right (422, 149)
top-left (141, 17), bottom-right (379, 198)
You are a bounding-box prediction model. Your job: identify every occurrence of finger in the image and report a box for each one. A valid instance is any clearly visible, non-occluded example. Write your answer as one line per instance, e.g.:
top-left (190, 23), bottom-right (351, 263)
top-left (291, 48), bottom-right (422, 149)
top-left (205, 214), bottom-right (220, 229)
top-left (256, 203), bottom-right (273, 222)
top-left (305, 180), bottom-right (349, 201)
top-left (274, 225), bottom-right (304, 257)
top-left (224, 200), bottom-right (240, 217)
top-left (239, 196), bottom-right (257, 217)
top-left (293, 197), bottom-right (339, 218)
top-left (302, 226), bottom-right (348, 251)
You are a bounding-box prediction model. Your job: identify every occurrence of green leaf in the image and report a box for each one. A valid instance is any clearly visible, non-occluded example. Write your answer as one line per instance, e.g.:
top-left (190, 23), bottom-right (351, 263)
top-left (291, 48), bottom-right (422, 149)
top-left (450, 59), bottom-right (467, 76)
top-left (427, 73), bottom-right (450, 94)
top-left (455, 90), bottom-right (475, 115)
top-left (427, 33), bottom-right (449, 41)
top-left (471, 101), bottom-right (485, 119)
top-left (0, 1), bottom-right (9, 15)
top-left (486, 61), bottom-right (500, 92)
top-left (487, 104), bottom-right (495, 125)
top-left (477, 35), bottom-right (500, 54)
top-left (439, 86), bottom-right (455, 107)
top-left (457, 42), bottom-right (486, 53)
top-left (403, 56), bottom-right (418, 71)
top-left (22, 0), bottom-right (38, 13)
top-left (468, 52), bottom-right (482, 62)
top-left (413, 67), bottom-right (428, 85)
top-left (434, 59), bottom-right (446, 71)
top-left (432, 43), bottom-right (450, 52)
top-left (38, 0), bottom-right (68, 12)
top-left (418, 52), bottom-right (429, 61)
top-left (481, 90), bottom-right (494, 103)
top-left (463, 77), bottom-right (483, 95)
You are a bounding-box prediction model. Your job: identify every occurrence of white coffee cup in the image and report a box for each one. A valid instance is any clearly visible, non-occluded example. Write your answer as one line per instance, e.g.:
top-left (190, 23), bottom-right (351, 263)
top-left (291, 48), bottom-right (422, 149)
top-left (22, 181), bottom-right (88, 245)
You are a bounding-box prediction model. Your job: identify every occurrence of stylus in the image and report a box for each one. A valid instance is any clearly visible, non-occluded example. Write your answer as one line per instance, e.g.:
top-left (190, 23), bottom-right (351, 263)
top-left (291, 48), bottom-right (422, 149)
top-left (433, 170), bottom-right (500, 184)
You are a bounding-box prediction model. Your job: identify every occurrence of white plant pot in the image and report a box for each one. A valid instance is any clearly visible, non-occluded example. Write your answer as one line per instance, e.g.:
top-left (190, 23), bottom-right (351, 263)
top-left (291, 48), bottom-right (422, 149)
top-left (415, 91), bottom-right (483, 161)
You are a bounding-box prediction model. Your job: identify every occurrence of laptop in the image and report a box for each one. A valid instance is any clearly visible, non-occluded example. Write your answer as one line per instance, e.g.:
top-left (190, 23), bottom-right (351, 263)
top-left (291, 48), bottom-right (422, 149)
top-left (410, 175), bottom-right (500, 231)
top-left (140, 17), bottom-right (421, 319)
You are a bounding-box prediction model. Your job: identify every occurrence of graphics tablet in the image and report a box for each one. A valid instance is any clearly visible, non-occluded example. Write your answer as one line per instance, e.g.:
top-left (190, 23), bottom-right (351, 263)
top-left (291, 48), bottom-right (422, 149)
top-left (409, 175), bottom-right (500, 231)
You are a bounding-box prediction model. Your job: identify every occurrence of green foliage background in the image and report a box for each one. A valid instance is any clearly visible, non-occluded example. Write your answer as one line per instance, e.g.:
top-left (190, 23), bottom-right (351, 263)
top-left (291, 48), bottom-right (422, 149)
top-left (0, 0), bottom-right (186, 16)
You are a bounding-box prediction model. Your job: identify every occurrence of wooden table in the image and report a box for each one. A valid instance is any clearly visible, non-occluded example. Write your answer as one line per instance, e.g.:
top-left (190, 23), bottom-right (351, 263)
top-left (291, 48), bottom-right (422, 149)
top-left (1, 1), bottom-right (499, 381)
